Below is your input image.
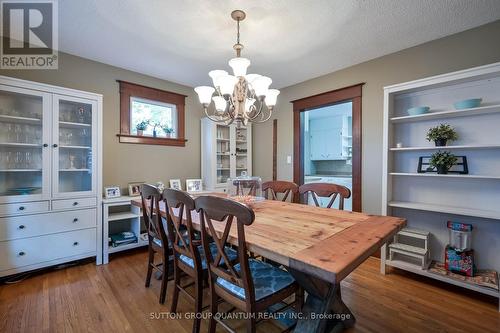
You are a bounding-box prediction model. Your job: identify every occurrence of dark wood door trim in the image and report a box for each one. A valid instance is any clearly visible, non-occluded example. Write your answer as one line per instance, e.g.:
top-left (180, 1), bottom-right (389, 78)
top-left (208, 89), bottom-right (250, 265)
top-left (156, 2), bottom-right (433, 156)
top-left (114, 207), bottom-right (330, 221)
top-left (292, 83), bottom-right (364, 212)
top-left (272, 119), bottom-right (277, 181)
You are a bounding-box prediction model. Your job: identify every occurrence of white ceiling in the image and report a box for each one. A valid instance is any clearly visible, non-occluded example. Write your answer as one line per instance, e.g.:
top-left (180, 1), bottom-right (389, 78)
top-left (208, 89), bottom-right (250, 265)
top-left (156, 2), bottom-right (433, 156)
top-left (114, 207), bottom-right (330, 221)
top-left (59, 0), bottom-right (500, 89)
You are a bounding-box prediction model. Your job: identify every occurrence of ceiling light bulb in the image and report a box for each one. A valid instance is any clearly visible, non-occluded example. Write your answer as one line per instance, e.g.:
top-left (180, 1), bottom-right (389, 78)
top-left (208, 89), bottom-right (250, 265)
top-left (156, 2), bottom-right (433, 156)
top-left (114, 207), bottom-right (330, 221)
top-left (194, 86), bottom-right (215, 105)
top-left (229, 57), bottom-right (251, 77)
top-left (265, 89), bottom-right (280, 107)
top-left (252, 76), bottom-right (272, 97)
top-left (219, 75), bottom-right (238, 95)
top-left (212, 96), bottom-right (227, 112)
top-left (208, 70), bottom-right (228, 88)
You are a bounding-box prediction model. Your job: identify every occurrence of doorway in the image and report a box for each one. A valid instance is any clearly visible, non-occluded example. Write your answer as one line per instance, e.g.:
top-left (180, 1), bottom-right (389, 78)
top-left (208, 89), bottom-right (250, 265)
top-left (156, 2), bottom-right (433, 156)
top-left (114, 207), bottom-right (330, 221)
top-left (292, 84), bottom-right (363, 212)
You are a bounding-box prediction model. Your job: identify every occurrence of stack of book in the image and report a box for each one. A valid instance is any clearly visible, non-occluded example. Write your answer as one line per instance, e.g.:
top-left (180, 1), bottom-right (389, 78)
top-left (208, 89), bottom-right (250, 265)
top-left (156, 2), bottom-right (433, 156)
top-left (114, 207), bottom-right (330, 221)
top-left (110, 231), bottom-right (137, 247)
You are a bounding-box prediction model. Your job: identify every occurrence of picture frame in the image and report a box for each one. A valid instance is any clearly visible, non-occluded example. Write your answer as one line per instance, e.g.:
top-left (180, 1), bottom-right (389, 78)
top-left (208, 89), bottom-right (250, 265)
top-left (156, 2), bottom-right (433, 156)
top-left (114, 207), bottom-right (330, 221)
top-left (104, 186), bottom-right (121, 199)
top-left (417, 156), bottom-right (469, 174)
top-left (128, 182), bottom-right (145, 196)
top-left (186, 179), bottom-right (202, 192)
top-left (169, 179), bottom-right (182, 190)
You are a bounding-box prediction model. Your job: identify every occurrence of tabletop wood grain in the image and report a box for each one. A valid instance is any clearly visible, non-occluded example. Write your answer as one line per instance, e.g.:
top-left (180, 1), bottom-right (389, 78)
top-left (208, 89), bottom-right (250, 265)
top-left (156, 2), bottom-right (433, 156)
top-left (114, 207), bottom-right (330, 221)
top-left (131, 196), bottom-right (405, 283)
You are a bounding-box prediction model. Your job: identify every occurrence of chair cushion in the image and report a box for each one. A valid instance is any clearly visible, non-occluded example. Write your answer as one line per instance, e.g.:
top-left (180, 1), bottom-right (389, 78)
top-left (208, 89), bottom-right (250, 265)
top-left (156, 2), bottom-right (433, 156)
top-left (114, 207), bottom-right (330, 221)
top-left (216, 259), bottom-right (295, 301)
top-left (178, 243), bottom-right (237, 270)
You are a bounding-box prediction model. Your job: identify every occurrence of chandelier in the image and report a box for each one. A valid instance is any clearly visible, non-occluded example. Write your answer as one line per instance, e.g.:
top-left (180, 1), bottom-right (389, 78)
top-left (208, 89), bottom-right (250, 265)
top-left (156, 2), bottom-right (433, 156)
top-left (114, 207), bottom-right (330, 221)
top-left (194, 10), bottom-right (279, 126)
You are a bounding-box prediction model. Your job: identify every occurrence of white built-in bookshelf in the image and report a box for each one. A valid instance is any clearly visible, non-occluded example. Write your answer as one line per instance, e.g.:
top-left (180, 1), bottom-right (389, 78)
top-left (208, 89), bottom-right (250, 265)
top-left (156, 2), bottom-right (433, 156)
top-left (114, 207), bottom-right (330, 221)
top-left (381, 62), bottom-right (500, 308)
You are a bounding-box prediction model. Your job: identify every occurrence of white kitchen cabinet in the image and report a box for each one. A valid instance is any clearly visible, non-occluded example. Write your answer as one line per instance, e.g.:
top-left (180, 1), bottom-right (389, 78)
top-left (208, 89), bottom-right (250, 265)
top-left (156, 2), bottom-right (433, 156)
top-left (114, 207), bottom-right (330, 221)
top-left (201, 118), bottom-right (252, 192)
top-left (309, 116), bottom-right (348, 160)
top-left (0, 75), bottom-right (102, 277)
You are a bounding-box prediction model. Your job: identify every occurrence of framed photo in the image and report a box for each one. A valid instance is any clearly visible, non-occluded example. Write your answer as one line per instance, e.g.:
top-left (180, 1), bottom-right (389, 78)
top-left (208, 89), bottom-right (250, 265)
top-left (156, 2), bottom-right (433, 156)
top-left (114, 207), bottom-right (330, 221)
top-left (128, 182), bottom-right (145, 196)
top-left (169, 179), bottom-right (182, 190)
top-left (417, 156), bottom-right (468, 174)
top-left (186, 179), bottom-right (202, 192)
top-left (104, 186), bottom-right (121, 199)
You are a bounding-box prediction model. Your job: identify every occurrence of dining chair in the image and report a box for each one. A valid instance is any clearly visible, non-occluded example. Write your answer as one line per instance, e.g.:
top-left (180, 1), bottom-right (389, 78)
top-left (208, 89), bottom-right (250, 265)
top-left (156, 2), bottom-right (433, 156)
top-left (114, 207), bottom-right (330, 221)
top-left (232, 178), bottom-right (259, 196)
top-left (262, 180), bottom-right (299, 203)
top-left (141, 183), bottom-right (172, 304)
top-left (298, 182), bottom-right (351, 210)
top-left (195, 195), bottom-right (303, 333)
top-left (163, 188), bottom-right (237, 333)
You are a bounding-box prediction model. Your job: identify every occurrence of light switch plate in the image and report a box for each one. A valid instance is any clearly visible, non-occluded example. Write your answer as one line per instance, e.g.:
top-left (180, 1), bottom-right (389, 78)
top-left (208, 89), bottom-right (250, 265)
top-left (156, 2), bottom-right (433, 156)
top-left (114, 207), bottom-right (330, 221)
top-left (286, 155), bottom-right (292, 164)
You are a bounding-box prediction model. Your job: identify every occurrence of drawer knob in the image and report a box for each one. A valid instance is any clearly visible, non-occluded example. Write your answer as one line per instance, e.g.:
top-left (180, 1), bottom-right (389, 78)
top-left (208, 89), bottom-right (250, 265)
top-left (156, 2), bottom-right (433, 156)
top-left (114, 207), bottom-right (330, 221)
top-left (43, 143), bottom-right (48, 147)
top-left (72, 202), bottom-right (79, 206)
top-left (73, 218), bottom-right (78, 223)
top-left (18, 225), bottom-right (25, 229)
top-left (73, 241), bottom-right (79, 246)
top-left (53, 144), bottom-right (58, 148)
top-left (18, 251), bottom-right (25, 256)
top-left (18, 206), bottom-right (25, 211)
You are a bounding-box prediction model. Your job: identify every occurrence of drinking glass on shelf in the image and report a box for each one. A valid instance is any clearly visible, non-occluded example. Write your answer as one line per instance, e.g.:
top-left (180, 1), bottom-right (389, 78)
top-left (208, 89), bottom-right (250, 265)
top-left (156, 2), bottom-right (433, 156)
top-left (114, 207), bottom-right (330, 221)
top-left (80, 128), bottom-right (89, 146)
top-left (14, 151), bottom-right (23, 169)
top-left (78, 107), bottom-right (85, 123)
top-left (24, 151), bottom-right (32, 169)
top-left (6, 124), bottom-right (14, 142)
top-left (14, 124), bottom-right (23, 143)
top-left (34, 127), bottom-right (42, 144)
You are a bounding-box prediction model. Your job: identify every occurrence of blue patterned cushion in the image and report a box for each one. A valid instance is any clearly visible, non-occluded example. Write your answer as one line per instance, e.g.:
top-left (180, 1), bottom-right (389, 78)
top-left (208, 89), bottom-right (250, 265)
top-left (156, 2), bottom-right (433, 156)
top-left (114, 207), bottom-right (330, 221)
top-left (178, 243), bottom-right (237, 270)
top-left (216, 259), bottom-right (295, 300)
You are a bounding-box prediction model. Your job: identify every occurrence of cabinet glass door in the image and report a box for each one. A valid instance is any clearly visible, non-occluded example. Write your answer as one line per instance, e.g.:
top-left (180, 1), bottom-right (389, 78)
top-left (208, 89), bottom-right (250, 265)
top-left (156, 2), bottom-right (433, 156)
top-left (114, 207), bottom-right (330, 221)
top-left (53, 95), bottom-right (96, 197)
top-left (232, 125), bottom-right (250, 177)
top-left (215, 124), bottom-right (231, 186)
top-left (0, 85), bottom-right (50, 202)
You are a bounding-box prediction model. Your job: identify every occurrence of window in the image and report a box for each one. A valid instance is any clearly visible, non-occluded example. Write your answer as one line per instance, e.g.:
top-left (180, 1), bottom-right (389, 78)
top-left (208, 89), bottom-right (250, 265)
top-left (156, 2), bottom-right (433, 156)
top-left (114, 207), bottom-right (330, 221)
top-left (117, 80), bottom-right (187, 146)
top-left (130, 97), bottom-right (177, 138)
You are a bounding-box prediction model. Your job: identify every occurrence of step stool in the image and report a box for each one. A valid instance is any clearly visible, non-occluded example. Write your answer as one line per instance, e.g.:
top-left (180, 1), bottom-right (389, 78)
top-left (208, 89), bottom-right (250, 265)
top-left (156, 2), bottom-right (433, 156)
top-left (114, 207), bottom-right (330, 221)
top-left (389, 228), bottom-right (430, 269)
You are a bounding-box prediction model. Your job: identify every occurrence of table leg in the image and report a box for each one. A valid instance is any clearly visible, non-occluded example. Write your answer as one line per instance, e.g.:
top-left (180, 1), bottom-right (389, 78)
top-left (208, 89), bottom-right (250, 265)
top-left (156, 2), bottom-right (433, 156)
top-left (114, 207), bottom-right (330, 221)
top-left (289, 268), bottom-right (355, 333)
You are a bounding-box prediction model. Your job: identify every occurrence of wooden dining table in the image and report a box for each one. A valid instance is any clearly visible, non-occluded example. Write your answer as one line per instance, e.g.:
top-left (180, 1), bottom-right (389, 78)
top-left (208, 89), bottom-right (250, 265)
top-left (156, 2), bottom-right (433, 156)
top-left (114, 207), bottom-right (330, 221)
top-left (131, 195), bottom-right (405, 333)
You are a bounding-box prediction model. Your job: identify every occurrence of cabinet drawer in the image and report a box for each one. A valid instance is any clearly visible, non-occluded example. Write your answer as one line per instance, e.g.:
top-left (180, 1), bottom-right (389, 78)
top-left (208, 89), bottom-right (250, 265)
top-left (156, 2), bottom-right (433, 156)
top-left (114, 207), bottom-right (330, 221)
top-left (0, 228), bottom-right (96, 272)
top-left (52, 197), bottom-right (96, 210)
top-left (0, 201), bottom-right (49, 217)
top-left (0, 209), bottom-right (96, 242)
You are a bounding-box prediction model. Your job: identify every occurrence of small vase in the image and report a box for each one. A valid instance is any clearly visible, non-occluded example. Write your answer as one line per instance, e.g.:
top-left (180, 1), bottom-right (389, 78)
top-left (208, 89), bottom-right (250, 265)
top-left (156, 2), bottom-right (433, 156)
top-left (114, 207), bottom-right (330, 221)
top-left (153, 130), bottom-right (157, 138)
top-left (137, 129), bottom-right (143, 136)
top-left (166, 133), bottom-right (171, 138)
top-left (434, 138), bottom-right (447, 147)
top-left (436, 165), bottom-right (448, 174)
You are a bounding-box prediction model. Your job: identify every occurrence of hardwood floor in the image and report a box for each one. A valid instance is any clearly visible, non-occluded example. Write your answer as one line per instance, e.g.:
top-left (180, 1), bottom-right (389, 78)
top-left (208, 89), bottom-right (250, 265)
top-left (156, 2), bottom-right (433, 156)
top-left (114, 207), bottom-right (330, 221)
top-left (1, 249), bottom-right (498, 333)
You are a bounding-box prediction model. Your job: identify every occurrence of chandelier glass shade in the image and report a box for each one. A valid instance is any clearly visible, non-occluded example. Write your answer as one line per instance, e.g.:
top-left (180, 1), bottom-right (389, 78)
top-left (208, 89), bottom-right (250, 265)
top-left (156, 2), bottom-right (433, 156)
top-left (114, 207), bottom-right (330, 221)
top-left (194, 10), bottom-right (279, 126)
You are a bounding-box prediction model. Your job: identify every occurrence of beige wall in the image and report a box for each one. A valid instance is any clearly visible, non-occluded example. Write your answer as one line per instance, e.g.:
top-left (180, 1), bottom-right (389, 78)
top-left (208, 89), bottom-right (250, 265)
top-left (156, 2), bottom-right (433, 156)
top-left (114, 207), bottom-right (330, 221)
top-left (0, 53), bottom-right (203, 193)
top-left (253, 20), bottom-right (500, 214)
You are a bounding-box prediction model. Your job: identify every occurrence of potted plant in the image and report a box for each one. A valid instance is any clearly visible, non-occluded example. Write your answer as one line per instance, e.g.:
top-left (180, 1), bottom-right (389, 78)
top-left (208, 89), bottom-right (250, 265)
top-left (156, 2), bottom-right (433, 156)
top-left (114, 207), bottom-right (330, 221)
top-left (135, 120), bottom-right (149, 136)
top-left (426, 124), bottom-right (458, 146)
top-left (162, 125), bottom-right (175, 138)
top-left (429, 151), bottom-right (457, 174)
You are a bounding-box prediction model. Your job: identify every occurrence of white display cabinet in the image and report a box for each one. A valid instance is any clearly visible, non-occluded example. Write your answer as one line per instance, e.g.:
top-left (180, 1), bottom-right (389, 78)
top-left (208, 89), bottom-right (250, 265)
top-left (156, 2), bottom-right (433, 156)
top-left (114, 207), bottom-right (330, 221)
top-left (201, 118), bottom-right (252, 192)
top-left (102, 196), bottom-right (146, 264)
top-left (0, 75), bottom-right (102, 277)
top-left (381, 63), bottom-right (500, 308)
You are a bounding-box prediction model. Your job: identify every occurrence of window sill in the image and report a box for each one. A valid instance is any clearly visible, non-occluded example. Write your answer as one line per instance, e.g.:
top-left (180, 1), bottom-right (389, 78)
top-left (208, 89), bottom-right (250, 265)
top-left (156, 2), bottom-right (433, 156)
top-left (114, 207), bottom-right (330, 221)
top-left (117, 134), bottom-right (187, 147)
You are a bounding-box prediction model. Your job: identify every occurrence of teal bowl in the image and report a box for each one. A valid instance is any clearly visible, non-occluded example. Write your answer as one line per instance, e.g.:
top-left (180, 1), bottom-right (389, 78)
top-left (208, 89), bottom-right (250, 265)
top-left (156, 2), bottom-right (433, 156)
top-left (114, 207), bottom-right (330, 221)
top-left (454, 98), bottom-right (482, 110)
top-left (407, 106), bottom-right (430, 116)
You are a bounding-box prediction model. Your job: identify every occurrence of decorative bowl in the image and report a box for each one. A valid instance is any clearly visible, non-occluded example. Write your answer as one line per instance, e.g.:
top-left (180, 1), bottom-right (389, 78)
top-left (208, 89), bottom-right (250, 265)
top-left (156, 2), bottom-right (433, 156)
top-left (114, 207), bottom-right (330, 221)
top-left (453, 98), bottom-right (482, 110)
top-left (407, 106), bottom-right (430, 116)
